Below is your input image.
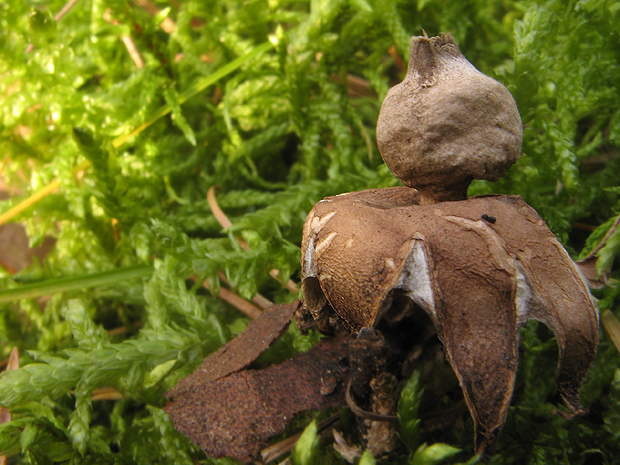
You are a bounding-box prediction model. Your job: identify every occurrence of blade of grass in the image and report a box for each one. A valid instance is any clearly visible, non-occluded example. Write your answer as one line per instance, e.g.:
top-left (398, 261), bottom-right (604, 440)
top-left (1, 265), bottom-right (267, 319)
top-left (0, 265), bottom-right (153, 303)
top-left (112, 40), bottom-right (274, 148)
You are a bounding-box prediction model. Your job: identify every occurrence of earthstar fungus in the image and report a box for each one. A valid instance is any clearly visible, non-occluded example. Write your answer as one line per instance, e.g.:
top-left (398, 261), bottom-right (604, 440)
top-left (302, 34), bottom-right (599, 459)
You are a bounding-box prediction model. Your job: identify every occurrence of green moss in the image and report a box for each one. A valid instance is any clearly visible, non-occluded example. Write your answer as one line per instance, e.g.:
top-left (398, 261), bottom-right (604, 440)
top-left (1, 0), bottom-right (619, 463)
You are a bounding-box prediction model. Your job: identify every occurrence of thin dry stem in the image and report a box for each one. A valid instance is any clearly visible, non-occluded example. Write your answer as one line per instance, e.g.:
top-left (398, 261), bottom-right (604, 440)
top-left (54, 0), bottom-right (81, 21)
top-left (251, 293), bottom-right (273, 310)
top-left (218, 271), bottom-right (273, 310)
top-left (217, 287), bottom-right (262, 319)
top-left (121, 36), bottom-right (145, 68)
top-left (134, 0), bottom-right (176, 33)
top-left (103, 8), bottom-right (145, 68)
top-left (388, 45), bottom-right (405, 73)
top-left (207, 186), bottom-right (242, 240)
top-left (260, 413), bottom-right (340, 463)
top-left (345, 378), bottom-right (398, 423)
top-left (207, 186), bottom-right (299, 294)
top-left (198, 275), bottom-right (262, 319)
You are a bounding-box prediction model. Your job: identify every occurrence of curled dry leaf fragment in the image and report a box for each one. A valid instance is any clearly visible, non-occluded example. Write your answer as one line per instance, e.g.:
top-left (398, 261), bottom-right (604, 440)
top-left (165, 332), bottom-right (348, 462)
top-left (165, 301), bottom-right (349, 463)
top-left (168, 301), bottom-right (301, 399)
top-left (376, 34), bottom-right (523, 204)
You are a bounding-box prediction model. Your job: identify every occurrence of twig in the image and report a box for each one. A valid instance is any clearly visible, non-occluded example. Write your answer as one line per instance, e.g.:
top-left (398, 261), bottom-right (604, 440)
top-left (388, 45), bottom-right (406, 74)
top-left (216, 287), bottom-right (262, 319)
top-left (207, 186), bottom-right (245, 242)
top-left (133, 0), bottom-right (176, 33)
top-left (207, 186), bottom-right (299, 294)
top-left (345, 74), bottom-right (376, 99)
top-left (121, 35), bottom-right (145, 68)
top-left (199, 275), bottom-right (262, 319)
top-left (103, 9), bottom-right (145, 69)
top-left (218, 271), bottom-right (273, 310)
top-left (54, 0), bottom-right (81, 21)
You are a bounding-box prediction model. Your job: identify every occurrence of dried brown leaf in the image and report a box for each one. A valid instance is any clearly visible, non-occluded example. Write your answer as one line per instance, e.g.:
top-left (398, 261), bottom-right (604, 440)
top-left (167, 301), bottom-right (300, 399)
top-left (164, 333), bottom-right (348, 462)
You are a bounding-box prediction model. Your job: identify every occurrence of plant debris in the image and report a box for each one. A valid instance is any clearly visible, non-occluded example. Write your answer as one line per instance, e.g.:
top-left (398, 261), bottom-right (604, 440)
top-left (167, 301), bottom-right (301, 398)
top-left (164, 302), bottom-right (348, 462)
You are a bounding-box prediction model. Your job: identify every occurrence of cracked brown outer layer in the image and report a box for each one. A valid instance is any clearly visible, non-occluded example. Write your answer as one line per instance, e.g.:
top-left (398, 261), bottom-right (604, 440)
top-left (301, 188), bottom-right (599, 457)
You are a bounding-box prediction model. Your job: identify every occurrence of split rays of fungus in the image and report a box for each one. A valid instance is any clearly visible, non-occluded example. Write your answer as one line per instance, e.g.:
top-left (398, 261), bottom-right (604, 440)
top-left (301, 189), bottom-right (599, 458)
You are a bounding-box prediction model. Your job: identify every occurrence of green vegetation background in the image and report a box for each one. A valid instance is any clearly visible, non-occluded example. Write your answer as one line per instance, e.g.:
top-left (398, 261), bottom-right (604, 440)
top-left (1, 0), bottom-right (620, 463)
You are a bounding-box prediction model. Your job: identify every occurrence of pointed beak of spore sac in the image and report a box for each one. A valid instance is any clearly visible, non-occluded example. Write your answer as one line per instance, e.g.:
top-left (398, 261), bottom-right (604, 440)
top-left (407, 34), bottom-right (458, 87)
